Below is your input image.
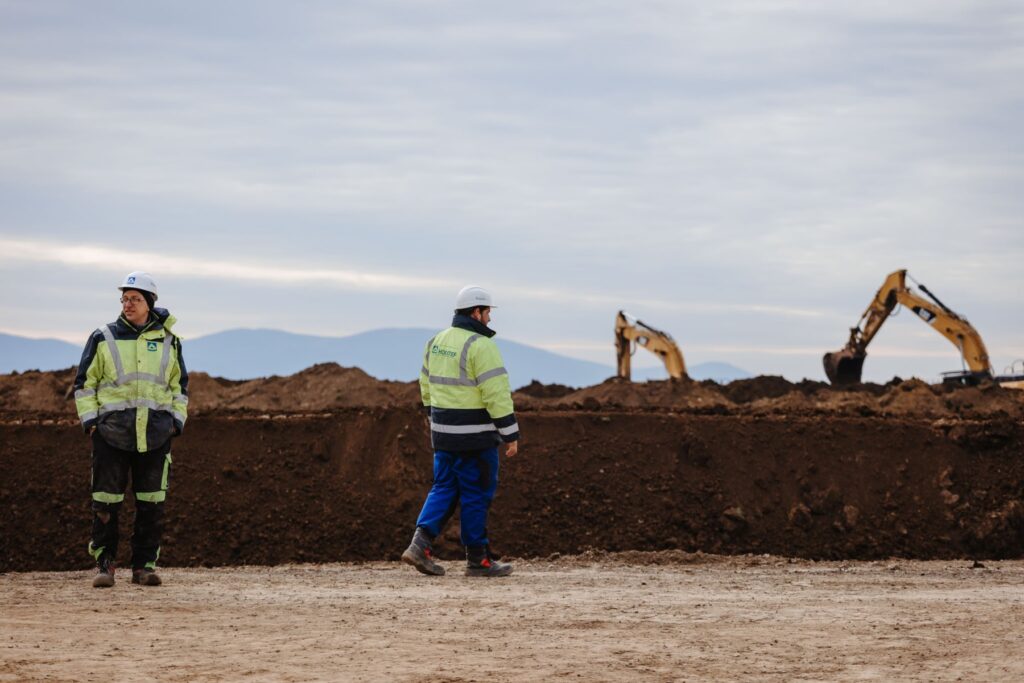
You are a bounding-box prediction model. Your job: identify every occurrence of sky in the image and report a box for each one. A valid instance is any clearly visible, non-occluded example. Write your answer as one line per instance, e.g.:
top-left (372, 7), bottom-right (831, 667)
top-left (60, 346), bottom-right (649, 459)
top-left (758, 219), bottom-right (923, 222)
top-left (1, 0), bottom-right (1022, 382)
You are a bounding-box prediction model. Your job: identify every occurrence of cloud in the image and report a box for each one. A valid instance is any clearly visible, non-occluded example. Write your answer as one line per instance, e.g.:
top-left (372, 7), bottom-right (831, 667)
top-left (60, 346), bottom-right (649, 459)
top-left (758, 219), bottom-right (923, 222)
top-left (0, 236), bottom-right (836, 321)
top-left (0, 237), bottom-right (455, 292)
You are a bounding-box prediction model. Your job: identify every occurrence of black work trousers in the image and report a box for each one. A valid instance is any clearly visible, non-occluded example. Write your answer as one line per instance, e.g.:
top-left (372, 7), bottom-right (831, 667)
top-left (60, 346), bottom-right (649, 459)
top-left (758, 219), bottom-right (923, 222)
top-left (89, 432), bottom-right (172, 570)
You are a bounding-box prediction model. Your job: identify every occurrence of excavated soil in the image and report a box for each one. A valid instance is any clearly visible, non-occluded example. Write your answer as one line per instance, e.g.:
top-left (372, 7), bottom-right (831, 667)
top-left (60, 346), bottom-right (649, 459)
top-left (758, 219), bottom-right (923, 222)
top-left (1, 365), bottom-right (1023, 572)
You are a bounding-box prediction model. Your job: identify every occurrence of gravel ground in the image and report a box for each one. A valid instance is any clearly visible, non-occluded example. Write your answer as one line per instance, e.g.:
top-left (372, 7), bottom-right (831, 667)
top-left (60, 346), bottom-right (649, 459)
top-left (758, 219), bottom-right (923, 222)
top-left (2, 553), bottom-right (1023, 682)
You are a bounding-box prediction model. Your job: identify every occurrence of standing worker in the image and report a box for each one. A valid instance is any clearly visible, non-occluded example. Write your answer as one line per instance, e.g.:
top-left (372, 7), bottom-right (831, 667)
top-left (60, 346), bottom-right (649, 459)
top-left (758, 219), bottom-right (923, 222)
top-left (73, 272), bottom-right (188, 588)
top-left (402, 285), bottom-right (520, 577)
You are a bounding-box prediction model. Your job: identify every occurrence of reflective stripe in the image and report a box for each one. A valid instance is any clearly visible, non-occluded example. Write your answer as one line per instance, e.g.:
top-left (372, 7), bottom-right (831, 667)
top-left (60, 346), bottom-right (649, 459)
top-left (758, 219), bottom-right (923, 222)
top-left (75, 388), bottom-right (96, 399)
top-left (97, 373), bottom-right (163, 391)
top-left (459, 334), bottom-right (481, 379)
top-left (92, 491), bottom-right (125, 504)
top-left (422, 336), bottom-right (435, 374)
top-left (158, 332), bottom-right (172, 380)
top-left (173, 410), bottom-right (187, 424)
top-left (80, 410), bottom-right (98, 423)
top-left (161, 453), bottom-right (172, 490)
top-left (476, 366), bottom-right (508, 384)
top-left (421, 366), bottom-right (429, 376)
top-left (497, 422), bottom-right (519, 436)
top-left (98, 398), bottom-right (173, 415)
top-left (173, 394), bottom-right (188, 405)
top-left (430, 420), bottom-right (497, 434)
top-left (430, 368), bottom-right (506, 387)
top-left (99, 325), bottom-right (126, 379)
top-left (88, 542), bottom-right (104, 561)
top-left (120, 372), bottom-right (165, 384)
top-left (136, 491), bottom-right (166, 503)
top-left (429, 375), bottom-right (476, 387)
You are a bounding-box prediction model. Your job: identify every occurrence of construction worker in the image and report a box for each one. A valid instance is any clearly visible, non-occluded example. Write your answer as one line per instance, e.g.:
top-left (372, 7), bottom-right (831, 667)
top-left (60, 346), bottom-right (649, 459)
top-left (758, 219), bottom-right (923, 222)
top-left (401, 285), bottom-right (520, 577)
top-left (73, 271), bottom-right (188, 588)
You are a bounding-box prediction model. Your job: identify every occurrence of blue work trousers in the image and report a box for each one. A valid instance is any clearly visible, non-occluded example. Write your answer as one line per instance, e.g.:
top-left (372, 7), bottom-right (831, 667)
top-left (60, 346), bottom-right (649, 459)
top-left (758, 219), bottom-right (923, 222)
top-left (415, 448), bottom-right (499, 548)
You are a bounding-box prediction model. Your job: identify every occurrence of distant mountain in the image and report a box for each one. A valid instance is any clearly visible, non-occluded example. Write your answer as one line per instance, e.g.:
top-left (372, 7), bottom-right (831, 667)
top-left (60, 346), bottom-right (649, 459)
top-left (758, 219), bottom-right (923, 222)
top-left (0, 333), bottom-right (81, 373)
top-left (0, 328), bottom-right (753, 388)
top-left (185, 328), bottom-right (617, 387)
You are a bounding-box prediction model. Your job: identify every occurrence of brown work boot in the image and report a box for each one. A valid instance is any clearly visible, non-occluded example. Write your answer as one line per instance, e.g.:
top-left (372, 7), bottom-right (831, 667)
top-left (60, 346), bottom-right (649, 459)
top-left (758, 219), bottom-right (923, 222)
top-left (92, 557), bottom-right (115, 588)
top-left (465, 546), bottom-right (512, 577)
top-left (131, 568), bottom-right (162, 586)
top-left (401, 527), bottom-right (445, 576)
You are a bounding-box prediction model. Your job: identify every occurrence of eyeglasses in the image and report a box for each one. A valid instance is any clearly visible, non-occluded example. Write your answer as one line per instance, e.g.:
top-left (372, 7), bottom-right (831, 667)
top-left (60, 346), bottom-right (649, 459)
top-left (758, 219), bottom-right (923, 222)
top-left (120, 296), bottom-right (146, 305)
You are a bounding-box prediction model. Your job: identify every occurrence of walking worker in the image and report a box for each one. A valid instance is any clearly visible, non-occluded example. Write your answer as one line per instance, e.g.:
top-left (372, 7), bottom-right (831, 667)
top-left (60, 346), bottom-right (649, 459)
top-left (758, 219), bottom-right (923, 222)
top-left (402, 285), bottom-right (520, 577)
top-left (73, 271), bottom-right (188, 588)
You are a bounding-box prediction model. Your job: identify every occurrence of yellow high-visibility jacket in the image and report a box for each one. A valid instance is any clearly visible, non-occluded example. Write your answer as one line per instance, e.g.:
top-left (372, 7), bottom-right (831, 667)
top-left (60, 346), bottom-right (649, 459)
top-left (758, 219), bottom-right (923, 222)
top-left (74, 309), bottom-right (188, 452)
top-left (420, 315), bottom-right (519, 451)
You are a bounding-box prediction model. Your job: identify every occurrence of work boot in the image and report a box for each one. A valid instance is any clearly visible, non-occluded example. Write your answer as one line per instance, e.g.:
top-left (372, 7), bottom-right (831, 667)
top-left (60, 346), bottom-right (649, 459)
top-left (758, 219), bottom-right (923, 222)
top-left (131, 568), bottom-right (162, 586)
top-left (92, 557), bottom-right (115, 588)
top-left (401, 527), bottom-right (445, 576)
top-left (465, 546), bottom-right (512, 577)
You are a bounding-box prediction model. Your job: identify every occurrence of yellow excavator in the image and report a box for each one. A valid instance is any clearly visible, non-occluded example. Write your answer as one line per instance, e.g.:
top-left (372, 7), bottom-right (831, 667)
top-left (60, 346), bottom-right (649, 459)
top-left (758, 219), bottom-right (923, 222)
top-left (823, 269), bottom-right (1021, 387)
top-left (615, 310), bottom-right (687, 380)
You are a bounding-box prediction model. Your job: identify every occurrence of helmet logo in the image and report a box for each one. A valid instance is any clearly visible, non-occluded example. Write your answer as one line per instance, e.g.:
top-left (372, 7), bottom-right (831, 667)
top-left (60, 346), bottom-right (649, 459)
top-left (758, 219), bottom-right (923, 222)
top-left (127, 276), bottom-right (136, 284)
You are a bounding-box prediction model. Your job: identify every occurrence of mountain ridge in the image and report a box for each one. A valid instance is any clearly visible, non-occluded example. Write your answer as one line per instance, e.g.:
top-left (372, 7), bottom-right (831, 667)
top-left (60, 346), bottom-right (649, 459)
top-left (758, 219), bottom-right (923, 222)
top-left (0, 329), bottom-right (753, 387)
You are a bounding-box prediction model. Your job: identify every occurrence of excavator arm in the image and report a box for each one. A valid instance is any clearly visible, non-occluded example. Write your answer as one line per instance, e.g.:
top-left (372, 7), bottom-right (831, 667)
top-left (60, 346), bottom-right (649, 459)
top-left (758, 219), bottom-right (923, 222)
top-left (615, 311), bottom-right (687, 380)
top-left (824, 270), bottom-right (992, 385)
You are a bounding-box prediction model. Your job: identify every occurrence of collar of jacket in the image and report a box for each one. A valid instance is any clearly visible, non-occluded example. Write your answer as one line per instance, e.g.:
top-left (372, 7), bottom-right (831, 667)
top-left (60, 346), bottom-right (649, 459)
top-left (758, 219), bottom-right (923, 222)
top-left (116, 307), bottom-right (176, 335)
top-left (451, 313), bottom-right (496, 338)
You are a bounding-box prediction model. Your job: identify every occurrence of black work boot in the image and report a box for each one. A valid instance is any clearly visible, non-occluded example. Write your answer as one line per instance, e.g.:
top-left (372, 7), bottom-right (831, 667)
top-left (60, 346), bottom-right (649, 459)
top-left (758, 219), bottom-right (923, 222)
top-left (401, 527), bottom-right (445, 576)
top-left (92, 556), bottom-right (115, 588)
top-left (132, 568), bottom-right (162, 586)
top-left (465, 545), bottom-right (512, 577)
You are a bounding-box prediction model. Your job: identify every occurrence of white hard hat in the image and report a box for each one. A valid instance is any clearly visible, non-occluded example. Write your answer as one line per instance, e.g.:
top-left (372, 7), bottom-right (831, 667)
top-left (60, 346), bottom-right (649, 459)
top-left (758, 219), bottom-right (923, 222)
top-left (455, 285), bottom-right (494, 310)
top-left (118, 271), bottom-right (158, 301)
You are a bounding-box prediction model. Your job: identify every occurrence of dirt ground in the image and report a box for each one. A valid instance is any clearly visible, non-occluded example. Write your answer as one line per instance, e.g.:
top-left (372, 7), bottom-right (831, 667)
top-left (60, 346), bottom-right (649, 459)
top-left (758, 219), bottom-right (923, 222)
top-left (2, 552), bottom-right (1023, 682)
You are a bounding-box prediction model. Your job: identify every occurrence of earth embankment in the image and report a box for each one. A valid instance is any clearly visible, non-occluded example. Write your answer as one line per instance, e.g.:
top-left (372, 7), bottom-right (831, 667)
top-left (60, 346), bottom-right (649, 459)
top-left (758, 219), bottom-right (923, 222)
top-left (2, 403), bottom-right (1022, 572)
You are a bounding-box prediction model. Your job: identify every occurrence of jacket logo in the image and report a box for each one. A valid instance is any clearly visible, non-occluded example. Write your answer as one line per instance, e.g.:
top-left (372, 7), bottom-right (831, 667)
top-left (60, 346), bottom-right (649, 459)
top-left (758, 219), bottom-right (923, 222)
top-left (147, 341), bottom-right (158, 351)
top-left (431, 344), bottom-right (457, 358)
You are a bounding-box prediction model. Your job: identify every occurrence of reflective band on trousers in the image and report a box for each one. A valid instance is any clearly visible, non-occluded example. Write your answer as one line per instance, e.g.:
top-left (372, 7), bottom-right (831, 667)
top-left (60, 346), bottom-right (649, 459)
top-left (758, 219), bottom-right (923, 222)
top-left (430, 420), bottom-right (519, 435)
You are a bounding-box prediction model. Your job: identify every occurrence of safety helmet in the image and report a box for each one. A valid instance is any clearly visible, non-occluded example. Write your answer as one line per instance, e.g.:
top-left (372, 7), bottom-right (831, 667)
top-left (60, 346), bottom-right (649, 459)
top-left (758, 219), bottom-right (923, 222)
top-left (455, 285), bottom-right (494, 310)
top-left (118, 271), bottom-right (158, 302)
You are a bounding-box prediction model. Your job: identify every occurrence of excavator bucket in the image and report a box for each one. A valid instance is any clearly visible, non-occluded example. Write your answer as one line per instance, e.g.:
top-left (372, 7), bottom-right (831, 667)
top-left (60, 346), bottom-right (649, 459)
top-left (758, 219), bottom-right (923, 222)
top-left (823, 350), bottom-right (865, 385)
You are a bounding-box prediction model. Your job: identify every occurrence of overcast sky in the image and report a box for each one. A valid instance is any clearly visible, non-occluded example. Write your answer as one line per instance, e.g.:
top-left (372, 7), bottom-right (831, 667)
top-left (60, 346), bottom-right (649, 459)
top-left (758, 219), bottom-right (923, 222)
top-left (1, 0), bottom-right (1022, 382)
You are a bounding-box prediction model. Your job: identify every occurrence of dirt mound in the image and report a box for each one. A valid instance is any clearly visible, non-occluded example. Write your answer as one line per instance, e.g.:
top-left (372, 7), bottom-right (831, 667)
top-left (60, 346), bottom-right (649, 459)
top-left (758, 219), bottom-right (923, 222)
top-left (187, 363), bottom-right (420, 414)
top-left (3, 366), bottom-right (1022, 420)
top-left (514, 379), bottom-right (576, 399)
top-left (0, 367), bottom-right (77, 415)
top-left (0, 364), bottom-right (421, 419)
top-left (549, 377), bottom-right (734, 412)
